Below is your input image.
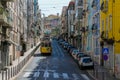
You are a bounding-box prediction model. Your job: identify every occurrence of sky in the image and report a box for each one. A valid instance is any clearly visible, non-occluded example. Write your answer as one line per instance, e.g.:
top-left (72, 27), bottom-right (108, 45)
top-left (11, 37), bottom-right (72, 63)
top-left (38, 0), bottom-right (71, 17)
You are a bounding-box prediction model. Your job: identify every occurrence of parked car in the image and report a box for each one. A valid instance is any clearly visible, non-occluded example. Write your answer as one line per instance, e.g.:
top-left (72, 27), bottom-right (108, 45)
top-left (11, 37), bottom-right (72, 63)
top-left (73, 52), bottom-right (84, 60)
top-left (78, 57), bottom-right (94, 69)
top-left (76, 53), bottom-right (89, 61)
top-left (71, 50), bottom-right (79, 59)
top-left (61, 41), bottom-right (68, 47)
top-left (58, 39), bottom-right (64, 45)
top-left (63, 43), bottom-right (70, 49)
top-left (69, 48), bottom-right (77, 54)
top-left (66, 45), bottom-right (73, 51)
top-left (68, 46), bottom-right (76, 53)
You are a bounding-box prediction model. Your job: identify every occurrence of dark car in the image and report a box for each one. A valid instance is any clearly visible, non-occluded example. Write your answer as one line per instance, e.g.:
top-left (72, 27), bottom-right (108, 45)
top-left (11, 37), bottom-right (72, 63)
top-left (67, 46), bottom-right (76, 53)
top-left (76, 53), bottom-right (90, 61)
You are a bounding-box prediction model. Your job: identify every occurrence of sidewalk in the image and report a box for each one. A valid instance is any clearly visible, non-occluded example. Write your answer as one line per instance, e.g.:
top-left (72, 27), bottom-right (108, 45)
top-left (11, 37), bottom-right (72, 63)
top-left (87, 63), bottom-right (120, 80)
top-left (0, 42), bottom-right (41, 80)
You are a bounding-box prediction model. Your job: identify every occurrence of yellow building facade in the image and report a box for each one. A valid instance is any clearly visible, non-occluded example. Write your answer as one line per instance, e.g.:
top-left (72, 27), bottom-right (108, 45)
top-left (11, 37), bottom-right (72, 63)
top-left (100, 0), bottom-right (120, 78)
top-left (113, 0), bottom-right (120, 78)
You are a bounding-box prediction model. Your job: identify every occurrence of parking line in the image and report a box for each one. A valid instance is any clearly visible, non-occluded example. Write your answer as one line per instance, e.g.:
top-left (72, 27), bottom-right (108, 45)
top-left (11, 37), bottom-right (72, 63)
top-left (33, 72), bottom-right (40, 77)
top-left (81, 74), bottom-right (90, 80)
top-left (23, 72), bottom-right (32, 77)
top-left (53, 72), bottom-right (59, 78)
top-left (72, 73), bottom-right (79, 80)
top-left (43, 71), bottom-right (49, 78)
top-left (62, 73), bottom-right (69, 79)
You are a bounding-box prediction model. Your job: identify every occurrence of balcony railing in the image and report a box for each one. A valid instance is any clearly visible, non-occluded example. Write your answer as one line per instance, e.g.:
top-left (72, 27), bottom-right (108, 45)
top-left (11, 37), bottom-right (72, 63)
top-left (100, 1), bottom-right (108, 13)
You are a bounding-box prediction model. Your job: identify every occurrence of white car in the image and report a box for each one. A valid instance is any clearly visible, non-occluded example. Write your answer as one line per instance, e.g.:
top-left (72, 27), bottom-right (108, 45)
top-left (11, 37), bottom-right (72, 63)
top-left (78, 57), bottom-right (94, 69)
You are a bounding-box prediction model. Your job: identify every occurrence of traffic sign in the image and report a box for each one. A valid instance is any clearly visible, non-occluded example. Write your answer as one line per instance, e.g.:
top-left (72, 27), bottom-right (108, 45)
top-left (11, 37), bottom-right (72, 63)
top-left (102, 48), bottom-right (109, 54)
top-left (103, 55), bottom-right (108, 61)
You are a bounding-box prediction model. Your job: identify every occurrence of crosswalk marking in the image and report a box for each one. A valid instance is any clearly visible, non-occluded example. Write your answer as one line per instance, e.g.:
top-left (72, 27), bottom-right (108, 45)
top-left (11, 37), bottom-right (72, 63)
top-left (22, 71), bottom-right (85, 80)
top-left (23, 72), bottom-right (32, 77)
top-left (72, 74), bottom-right (79, 80)
top-left (81, 74), bottom-right (90, 80)
top-left (62, 73), bottom-right (69, 79)
top-left (53, 72), bottom-right (59, 78)
top-left (43, 71), bottom-right (49, 78)
top-left (33, 72), bottom-right (40, 77)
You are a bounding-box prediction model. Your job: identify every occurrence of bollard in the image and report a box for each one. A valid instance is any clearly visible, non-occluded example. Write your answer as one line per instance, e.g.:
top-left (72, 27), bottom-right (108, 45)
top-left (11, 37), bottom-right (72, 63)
top-left (2, 71), bottom-right (4, 80)
top-left (22, 60), bottom-right (24, 67)
top-left (14, 66), bottom-right (16, 76)
top-left (13, 67), bottom-right (14, 76)
top-left (96, 68), bottom-right (98, 78)
top-left (18, 64), bottom-right (20, 72)
top-left (17, 65), bottom-right (18, 73)
top-left (11, 67), bottom-right (12, 78)
top-left (24, 59), bottom-right (25, 65)
top-left (5, 70), bottom-right (7, 80)
top-left (14, 67), bottom-right (15, 76)
top-left (8, 69), bottom-right (10, 80)
top-left (20, 61), bottom-right (22, 70)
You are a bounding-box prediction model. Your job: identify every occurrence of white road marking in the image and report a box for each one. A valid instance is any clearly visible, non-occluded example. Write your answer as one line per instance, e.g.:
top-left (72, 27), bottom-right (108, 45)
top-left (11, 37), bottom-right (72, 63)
top-left (43, 71), bottom-right (49, 78)
top-left (81, 74), bottom-right (90, 80)
top-left (53, 72), bottom-right (59, 78)
top-left (72, 73), bottom-right (79, 80)
top-left (23, 72), bottom-right (32, 77)
top-left (62, 73), bottom-right (69, 79)
top-left (33, 72), bottom-right (40, 77)
top-left (24, 69), bottom-right (55, 72)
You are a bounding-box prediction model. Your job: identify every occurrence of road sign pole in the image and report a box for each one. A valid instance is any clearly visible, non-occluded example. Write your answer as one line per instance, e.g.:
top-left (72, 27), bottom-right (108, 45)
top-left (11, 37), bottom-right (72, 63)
top-left (100, 41), bottom-right (104, 66)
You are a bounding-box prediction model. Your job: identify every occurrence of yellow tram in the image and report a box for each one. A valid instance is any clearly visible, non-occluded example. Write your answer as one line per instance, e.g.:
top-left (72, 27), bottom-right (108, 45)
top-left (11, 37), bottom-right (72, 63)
top-left (40, 35), bottom-right (52, 55)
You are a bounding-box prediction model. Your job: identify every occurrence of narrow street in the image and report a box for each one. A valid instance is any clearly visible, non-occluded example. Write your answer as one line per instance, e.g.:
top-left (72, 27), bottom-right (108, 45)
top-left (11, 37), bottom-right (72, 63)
top-left (15, 40), bottom-right (94, 80)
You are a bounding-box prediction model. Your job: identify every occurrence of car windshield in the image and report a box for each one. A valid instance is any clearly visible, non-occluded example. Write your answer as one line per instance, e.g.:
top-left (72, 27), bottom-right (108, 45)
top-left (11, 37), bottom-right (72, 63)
top-left (73, 50), bottom-right (79, 53)
top-left (78, 54), bottom-right (87, 57)
top-left (83, 58), bottom-right (92, 63)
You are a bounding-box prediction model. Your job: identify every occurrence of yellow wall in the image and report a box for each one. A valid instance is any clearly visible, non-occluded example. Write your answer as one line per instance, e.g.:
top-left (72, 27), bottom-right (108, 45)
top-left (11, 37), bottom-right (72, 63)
top-left (100, 0), bottom-right (113, 38)
top-left (113, 0), bottom-right (120, 54)
top-left (100, 0), bottom-right (120, 54)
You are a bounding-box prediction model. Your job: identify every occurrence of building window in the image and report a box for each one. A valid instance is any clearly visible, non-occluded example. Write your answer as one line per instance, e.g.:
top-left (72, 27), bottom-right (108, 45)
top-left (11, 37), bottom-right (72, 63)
top-left (106, 17), bottom-right (108, 38)
top-left (109, 15), bottom-right (112, 30)
top-left (102, 20), bottom-right (104, 31)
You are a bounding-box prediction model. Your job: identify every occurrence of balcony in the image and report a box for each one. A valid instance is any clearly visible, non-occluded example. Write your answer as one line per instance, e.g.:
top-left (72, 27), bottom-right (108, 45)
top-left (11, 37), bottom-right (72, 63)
top-left (100, 31), bottom-right (115, 45)
top-left (0, 7), bottom-right (12, 28)
top-left (82, 10), bottom-right (86, 17)
top-left (74, 30), bottom-right (78, 36)
top-left (100, 1), bottom-right (108, 13)
top-left (77, 8), bottom-right (83, 19)
top-left (91, 0), bottom-right (97, 9)
top-left (78, 0), bottom-right (83, 6)
top-left (91, 23), bottom-right (97, 30)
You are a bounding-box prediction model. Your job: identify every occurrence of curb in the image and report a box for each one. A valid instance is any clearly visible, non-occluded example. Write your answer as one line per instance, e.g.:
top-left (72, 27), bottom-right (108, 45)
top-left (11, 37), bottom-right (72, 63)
top-left (87, 70), bottom-right (98, 80)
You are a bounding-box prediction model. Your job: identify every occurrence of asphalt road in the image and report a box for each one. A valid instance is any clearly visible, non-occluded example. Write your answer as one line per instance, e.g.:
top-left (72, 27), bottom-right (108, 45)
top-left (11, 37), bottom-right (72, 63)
top-left (15, 40), bottom-right (94, 80)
